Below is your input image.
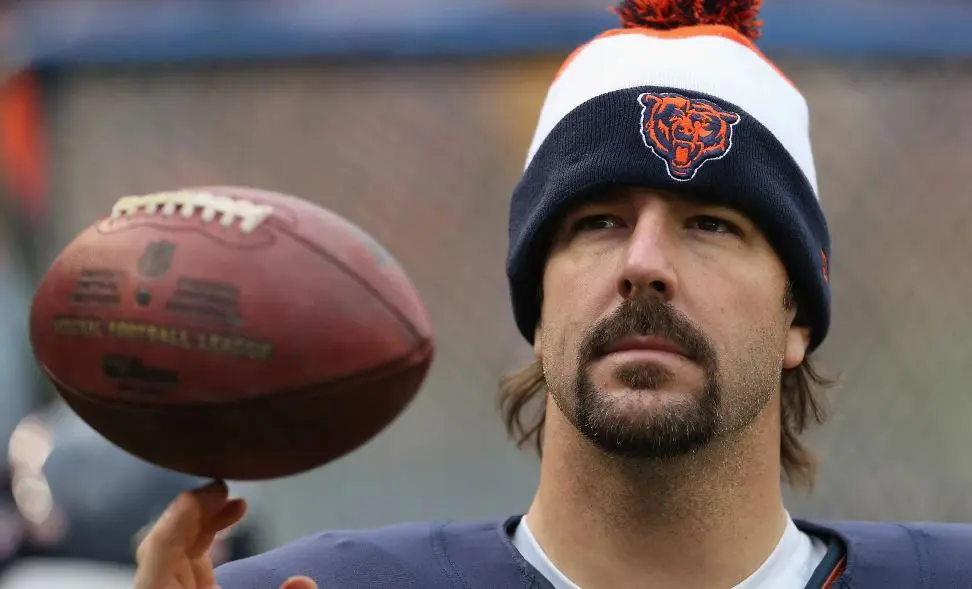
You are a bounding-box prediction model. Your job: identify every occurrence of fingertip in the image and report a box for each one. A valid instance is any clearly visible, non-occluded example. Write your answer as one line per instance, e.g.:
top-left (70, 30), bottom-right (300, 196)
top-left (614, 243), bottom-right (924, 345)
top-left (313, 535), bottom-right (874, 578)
top-left (225, 496), bottom-right (248, 515)
top-left (194, 479), bottom-right (229, 499)
top-left (191, 480), bottom-right (233, 514)
top-left (210, 497), bottom-right (248, 531)
top-left (280, 576), bottom-right (318, 589)
top-left (149, 481), bottom-right (231, 548)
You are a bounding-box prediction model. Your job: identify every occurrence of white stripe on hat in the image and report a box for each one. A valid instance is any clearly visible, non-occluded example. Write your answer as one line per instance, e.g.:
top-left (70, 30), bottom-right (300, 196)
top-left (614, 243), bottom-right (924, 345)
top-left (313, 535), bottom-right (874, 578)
top-left (524, 29), bottom-right (818, 196)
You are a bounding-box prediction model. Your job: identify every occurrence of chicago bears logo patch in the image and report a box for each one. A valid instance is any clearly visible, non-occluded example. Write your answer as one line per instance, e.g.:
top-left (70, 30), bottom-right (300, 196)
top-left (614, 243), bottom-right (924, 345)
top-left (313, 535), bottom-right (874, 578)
top-left (637, 92), bottom-right (741, 181)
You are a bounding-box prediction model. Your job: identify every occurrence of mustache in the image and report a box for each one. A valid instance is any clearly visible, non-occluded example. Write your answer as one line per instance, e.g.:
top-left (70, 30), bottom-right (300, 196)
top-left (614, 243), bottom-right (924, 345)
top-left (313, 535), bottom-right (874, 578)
top-left (580, 297), bottom-right (716, 367)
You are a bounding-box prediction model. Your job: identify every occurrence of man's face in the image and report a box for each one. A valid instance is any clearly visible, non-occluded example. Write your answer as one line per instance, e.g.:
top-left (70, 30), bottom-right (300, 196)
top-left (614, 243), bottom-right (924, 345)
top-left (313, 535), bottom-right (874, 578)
top-left (535, 186), bottom-right (809, 458)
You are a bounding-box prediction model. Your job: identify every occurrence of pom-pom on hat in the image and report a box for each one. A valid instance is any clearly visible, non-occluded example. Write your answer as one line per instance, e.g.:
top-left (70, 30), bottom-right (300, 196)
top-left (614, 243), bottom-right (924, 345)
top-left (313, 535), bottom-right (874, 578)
top-left (506, 0), bottom-right (832, 351)
top-left (614, 0), bottom-right (764, 39)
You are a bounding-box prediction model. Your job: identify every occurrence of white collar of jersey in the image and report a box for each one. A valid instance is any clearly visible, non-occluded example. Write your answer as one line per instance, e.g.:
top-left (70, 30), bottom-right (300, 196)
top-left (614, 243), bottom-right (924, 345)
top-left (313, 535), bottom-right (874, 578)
top-left (512, 512), bottom-right (827, 589)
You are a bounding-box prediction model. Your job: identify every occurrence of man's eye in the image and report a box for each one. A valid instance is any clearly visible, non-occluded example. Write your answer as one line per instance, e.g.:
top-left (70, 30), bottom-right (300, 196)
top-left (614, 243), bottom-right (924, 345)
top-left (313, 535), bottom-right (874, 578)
top-left (571, 215), bottom-right (626, 233)
top-left (688, 215), bottom-right (742, 235)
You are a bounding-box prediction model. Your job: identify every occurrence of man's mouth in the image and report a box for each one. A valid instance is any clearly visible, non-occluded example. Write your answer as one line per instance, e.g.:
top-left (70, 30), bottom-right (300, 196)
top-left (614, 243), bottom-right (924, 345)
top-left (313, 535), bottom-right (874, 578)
top-left (599, 335), bottom-right (691, 361)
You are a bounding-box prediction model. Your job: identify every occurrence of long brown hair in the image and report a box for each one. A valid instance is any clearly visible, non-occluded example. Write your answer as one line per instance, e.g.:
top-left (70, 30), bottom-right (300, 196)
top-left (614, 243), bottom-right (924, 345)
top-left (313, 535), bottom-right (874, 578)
top-left (499, 355), bottom-right (835, 489)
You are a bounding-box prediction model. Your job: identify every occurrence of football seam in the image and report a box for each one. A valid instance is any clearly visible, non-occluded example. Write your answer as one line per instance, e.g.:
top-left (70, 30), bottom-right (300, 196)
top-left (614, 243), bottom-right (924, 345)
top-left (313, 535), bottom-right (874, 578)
top-left (96, 218), bottom-right (278, 249)
top-left (278, 226), bottom-right (427, 347)
top-left (41, 337), bottom-right (433, 412)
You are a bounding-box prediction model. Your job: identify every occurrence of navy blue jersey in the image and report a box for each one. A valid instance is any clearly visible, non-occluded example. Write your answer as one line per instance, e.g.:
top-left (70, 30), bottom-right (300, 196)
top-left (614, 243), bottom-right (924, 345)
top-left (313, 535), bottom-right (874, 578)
top-left (215, 516), bottom-right (972, 588)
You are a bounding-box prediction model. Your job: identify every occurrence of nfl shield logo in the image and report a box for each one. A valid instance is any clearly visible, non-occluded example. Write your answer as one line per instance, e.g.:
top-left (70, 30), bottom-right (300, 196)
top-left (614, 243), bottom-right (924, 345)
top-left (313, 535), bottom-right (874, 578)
top-left (137, 241), bottom-right (177, 279)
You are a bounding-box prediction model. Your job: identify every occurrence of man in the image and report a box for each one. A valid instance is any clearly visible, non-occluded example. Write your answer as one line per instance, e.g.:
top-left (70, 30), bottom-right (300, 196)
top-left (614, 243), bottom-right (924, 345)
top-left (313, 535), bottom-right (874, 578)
top-left (134, 2), bottom-right (972, 588)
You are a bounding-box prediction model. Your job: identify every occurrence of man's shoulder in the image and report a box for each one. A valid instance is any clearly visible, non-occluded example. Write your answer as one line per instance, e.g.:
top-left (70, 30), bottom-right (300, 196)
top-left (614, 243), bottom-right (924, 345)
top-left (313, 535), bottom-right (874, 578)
top-left (802, 518), bottom-right (972, 549)
top-left (799, 519), bottom-right (972, 587)
top-left (820, 519), bottom-right (972, 537)
top-left (214, 517), bottom-right (530, 589)
top-left (214, 520), bottom-right (456, 589)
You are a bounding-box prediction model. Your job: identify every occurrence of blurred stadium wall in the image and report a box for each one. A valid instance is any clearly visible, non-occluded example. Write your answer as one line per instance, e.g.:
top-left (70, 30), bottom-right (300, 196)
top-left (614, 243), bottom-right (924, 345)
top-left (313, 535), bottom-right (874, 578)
top-left (3, 0), bottom-right (972, 548)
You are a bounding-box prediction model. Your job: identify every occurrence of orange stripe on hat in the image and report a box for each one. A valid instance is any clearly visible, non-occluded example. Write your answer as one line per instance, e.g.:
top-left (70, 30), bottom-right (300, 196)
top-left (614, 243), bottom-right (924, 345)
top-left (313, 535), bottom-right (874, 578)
top-left (551, 25), bottom-right (797, 90)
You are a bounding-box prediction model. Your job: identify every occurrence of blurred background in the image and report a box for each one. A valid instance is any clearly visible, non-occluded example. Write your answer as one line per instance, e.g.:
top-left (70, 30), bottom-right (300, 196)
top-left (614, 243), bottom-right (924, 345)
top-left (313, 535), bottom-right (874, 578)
top-left (0, 0), bottom-right (971, 586)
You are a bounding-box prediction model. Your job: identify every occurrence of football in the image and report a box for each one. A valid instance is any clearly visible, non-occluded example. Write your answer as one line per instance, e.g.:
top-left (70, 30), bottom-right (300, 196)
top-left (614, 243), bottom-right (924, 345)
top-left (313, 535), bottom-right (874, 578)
top-left (29, 186), bottom-right (434, 480)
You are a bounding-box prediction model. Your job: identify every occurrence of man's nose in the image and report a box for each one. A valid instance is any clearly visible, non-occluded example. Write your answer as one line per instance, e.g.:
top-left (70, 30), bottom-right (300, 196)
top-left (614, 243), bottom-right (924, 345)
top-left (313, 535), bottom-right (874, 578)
top-left (616, 211), bottom-right (678, 304)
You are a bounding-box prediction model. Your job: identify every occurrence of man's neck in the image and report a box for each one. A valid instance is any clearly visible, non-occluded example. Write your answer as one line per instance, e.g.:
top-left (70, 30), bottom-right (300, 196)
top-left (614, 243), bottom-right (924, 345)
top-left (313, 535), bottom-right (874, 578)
top-left (524, 408), bottom-right (788, 589)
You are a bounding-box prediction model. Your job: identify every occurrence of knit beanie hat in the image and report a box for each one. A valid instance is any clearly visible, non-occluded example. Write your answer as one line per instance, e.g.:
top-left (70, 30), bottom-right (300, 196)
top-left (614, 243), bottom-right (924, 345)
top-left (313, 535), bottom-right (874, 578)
top-left (506, 0), bottom-right (832, 352)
